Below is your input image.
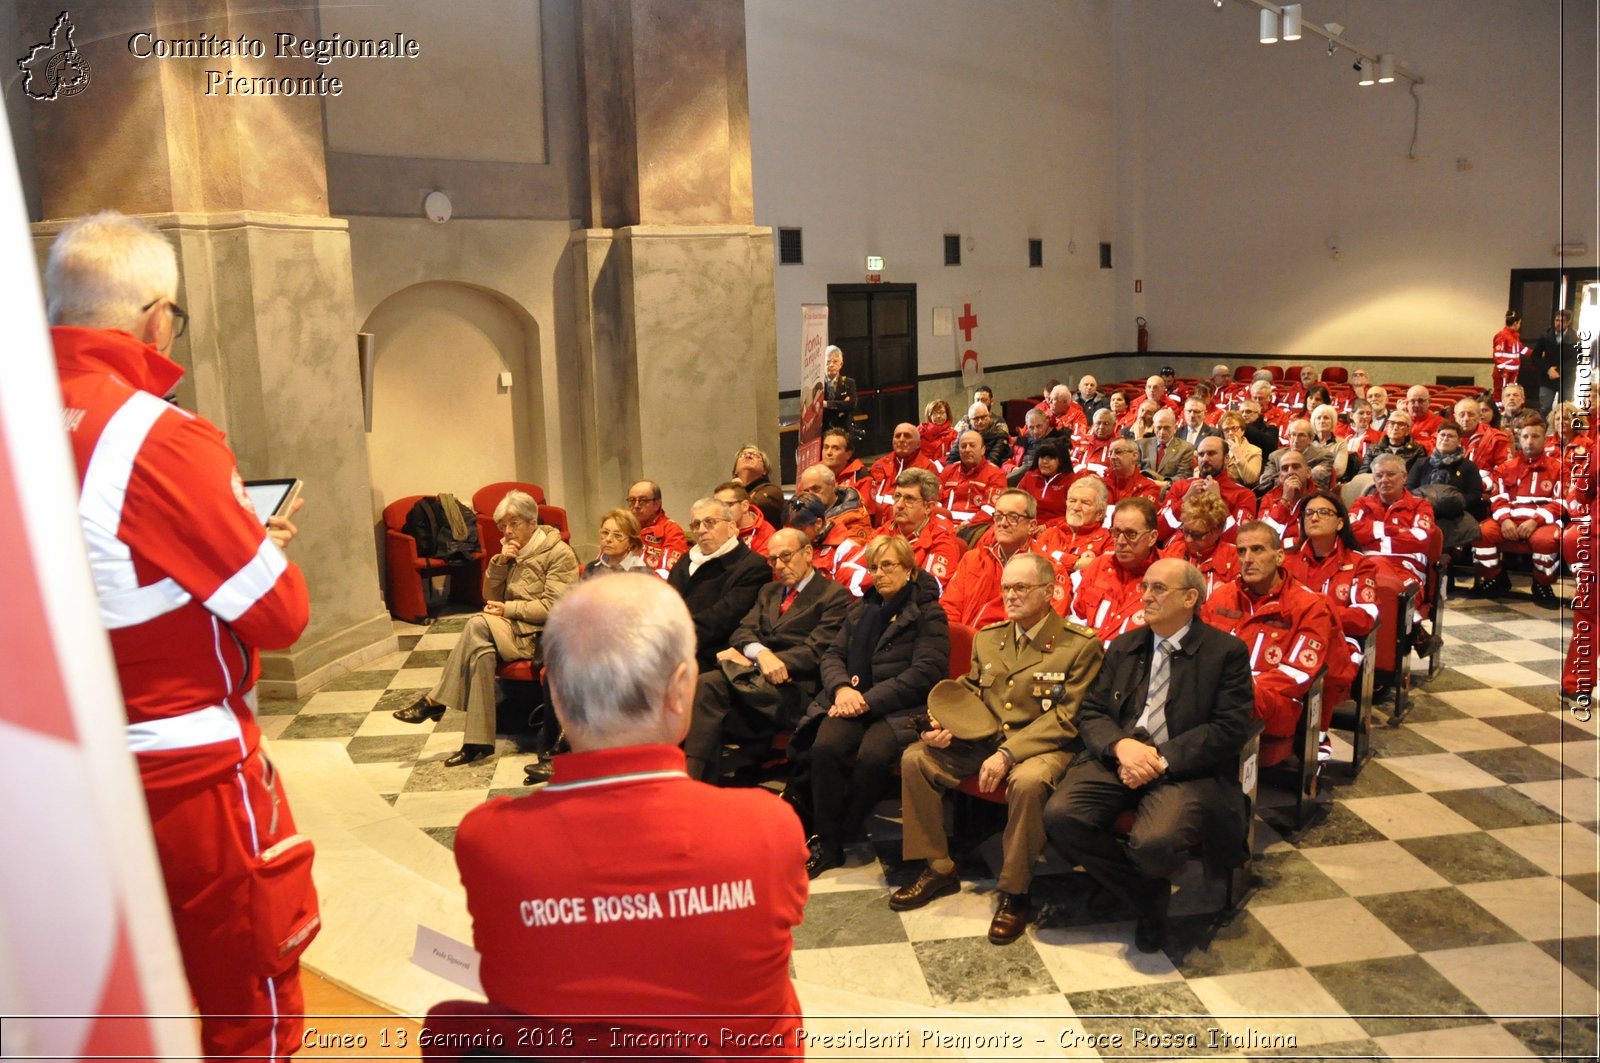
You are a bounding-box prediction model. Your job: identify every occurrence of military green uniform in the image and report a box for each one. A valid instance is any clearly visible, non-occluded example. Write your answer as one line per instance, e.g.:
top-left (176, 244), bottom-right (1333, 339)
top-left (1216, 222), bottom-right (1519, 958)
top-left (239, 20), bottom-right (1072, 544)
top-left (900, 611), bottom-right (1103, 894)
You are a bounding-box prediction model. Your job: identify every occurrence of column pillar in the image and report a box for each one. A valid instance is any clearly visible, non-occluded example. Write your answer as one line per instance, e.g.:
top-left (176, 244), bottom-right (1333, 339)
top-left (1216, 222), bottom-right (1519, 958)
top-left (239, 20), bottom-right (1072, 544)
top-left (20, 0), bottom-right (394, 694)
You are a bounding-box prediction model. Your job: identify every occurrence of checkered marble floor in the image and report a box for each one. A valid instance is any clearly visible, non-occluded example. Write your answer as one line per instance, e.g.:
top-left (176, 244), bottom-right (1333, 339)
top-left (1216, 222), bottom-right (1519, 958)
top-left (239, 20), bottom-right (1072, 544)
top-left (260, 584), bottom-right (1600, 1060)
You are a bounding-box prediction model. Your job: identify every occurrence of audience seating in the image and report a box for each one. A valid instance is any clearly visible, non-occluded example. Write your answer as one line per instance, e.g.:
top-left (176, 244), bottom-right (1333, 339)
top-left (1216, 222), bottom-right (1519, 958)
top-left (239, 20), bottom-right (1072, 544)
top-left (1001, 397), bottom-right (1038, 434)
top-left (1233, 366), bottom-right (1257, 382)
top-left (382, 494), bottom-right (484, 622)
top-left (1321, 367), bottom-right (1349, 384)
top-left (1259, 669), bottom-right (1325, 832)
top-left (1327, 629), bottom-right (1378, 777)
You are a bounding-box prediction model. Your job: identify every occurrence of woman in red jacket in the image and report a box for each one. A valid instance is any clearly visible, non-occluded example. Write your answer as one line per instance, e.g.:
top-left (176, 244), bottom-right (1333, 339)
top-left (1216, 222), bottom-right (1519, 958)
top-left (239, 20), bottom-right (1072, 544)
top-left (919, 398), bottom-right (956, 466)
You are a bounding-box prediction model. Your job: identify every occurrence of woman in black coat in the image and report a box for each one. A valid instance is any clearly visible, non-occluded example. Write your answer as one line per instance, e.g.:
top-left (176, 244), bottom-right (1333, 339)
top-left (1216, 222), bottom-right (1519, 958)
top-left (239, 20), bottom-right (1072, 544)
top-left (785, 535), bottom-right (950, 877)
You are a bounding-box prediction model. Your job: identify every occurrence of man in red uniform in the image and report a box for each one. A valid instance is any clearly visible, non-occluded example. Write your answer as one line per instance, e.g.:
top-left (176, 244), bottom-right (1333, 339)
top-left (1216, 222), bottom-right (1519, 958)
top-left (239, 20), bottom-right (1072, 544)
top-left (1103, 439), bottom-right (1161, 519)
top-left (888, 468), bottom-right (963, 589)
top-left (1072, 408), bottom-right (1119, 477)
top-left (867, 421), bottom-right (937, 517)
top-left (1493, 310), bottom-right (1527, 402)
top-left (1157, 435), bottom-right (1258, 546)
top-left (1455, 396), bottom-right (1509, 495)
top-left (1474, 418), bottom-right (1565, 607)
top-left (1036, 478), bottom-right (1112, 581)
top-left (821, 427), bottom-right (870, 492)
top-left (456, 574), bottom-right (807, 1053)
top-left (1070, 497), bottom-right (1161, 641)
top-left (1403, 385), bottom-right (1445, 452)
top-left (1143, 375), bottom-right (1184, 418)
top-left (716, 480), bottom-right (774, 558)
top-left (943, 489), bottom-right (1058, 627)
top-left (1203, 522), bottom-right (1340, 768)
top-left (48, 211), bottom-right (316, 1060)
top-left (1257, 450), bottom-right (1314, 551)
top-left (939, 430), bottom-right (1008, 525)
top-left (1351, 453), bottom-right (1443, 662)
top-left (628, 479), bottom-right (688, 577)
top-left (787, 494), bottom-right (871, 596)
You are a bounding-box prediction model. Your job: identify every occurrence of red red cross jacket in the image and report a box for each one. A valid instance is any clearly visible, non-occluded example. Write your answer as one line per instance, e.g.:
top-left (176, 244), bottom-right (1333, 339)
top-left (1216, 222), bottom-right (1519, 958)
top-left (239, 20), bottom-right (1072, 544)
top-left (938, 459), bottom-right (1006, 522)
top-left (898, 514), bottom-right (963, 590)
top-left (737, 508), bottom-right (775, 558)
top-left (1104, 471), bottom-right (1161, 516)
top-left (1285, 541), bottom-right (1380, 692)
top-left (53, 327), bottom-right (310, 791)
top-left (1035, 521), bottom-right (1112, 576)
top-left (1257, 488), bottom-right (1309, 551)
top-left (1070, 433), bottom-right (1116, 478)
top-left (1159, 538), bottom-right (1241, 594)
top-left (866, 451), bottom-right (937, 516)
top-left (940, 543), bottom-right (1063, 629)
top-left (1409, 411), bottom-right (1445, 453)
top-left (640, 511), bottom-right (689, 577)
top-left (1464, 425), bottom-right (1511, 488)
top-left (1348, 492), bottom-right (1437, 583)
top-left (1493, 325), bottom-right (1527, 380)
top-left (1157, 474), bottom-right (1258, 545)
top-left (811, 519), bottom-right (871, 596)
top-left (1068, 552), bottom-right (1154, 642)
top-left (1016, 469), bottom-right (1072, 524)
top-left (1489, 450), bottom-right (1565, 527)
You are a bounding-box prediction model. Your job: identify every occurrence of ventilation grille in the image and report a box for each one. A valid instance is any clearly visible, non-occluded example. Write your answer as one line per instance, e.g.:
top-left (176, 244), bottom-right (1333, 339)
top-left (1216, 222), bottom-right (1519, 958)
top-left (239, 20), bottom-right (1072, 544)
top-left (778, 227), bottom-right (803, 265)
top-left (1099, 242), bottom-right (1113, 269)
top-left (944, 234), bottom-right (961, 266)
top-left (1029, 239), bottom-right (1043, 268)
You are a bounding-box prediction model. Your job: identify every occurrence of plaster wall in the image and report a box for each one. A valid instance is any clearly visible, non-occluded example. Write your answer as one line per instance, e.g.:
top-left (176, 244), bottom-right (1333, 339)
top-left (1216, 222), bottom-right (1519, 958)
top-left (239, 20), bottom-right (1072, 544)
top-left (745, 0), bottom-right (1120, 393)
top-left (1123, 0), bottom-right (1599, 365)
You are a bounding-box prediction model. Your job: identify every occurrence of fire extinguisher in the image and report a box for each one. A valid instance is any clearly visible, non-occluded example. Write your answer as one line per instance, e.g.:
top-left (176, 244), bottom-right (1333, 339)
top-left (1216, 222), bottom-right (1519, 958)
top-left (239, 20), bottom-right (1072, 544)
top-left (1136, 316), bottom-right (1149, 353)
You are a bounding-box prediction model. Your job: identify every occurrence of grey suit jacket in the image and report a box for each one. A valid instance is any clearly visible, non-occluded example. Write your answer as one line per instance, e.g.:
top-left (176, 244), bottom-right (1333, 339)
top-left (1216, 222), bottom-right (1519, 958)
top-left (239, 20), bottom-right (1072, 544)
top-left (1136, 436), bottom-right (1196, 481)
top-left (727, 574), bottom-right (852, 701)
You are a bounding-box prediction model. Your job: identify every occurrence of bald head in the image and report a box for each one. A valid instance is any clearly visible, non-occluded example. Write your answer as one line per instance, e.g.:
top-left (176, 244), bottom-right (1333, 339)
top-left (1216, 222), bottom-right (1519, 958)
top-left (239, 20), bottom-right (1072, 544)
top-left (891, 421), bottom-right (919, 456)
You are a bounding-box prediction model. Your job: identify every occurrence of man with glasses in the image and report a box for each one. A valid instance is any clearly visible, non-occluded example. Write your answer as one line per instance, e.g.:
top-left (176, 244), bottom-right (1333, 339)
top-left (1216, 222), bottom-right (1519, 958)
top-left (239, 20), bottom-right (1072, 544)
top-left (48, 211), bottom-right (315, 1057)
top-left (1203, 522), bottom-right (1341, 769)
top-left (1104, 439), bottom-right (1160, 518)
top-left (942, 489), bottom-right (1062, 628)
top-left (1070, 497), bottom-right (1163, 643)
top-left (1157, 435), bottom-right (1258, 547)
top-left (1403, 385), bottom-right (1445, 453)
top-left (1072, 408), bottom-right (1120, 478)
top-left (891, 554), bottom-right (1102, 945)
top-left (683, 529), bottom-right (851, 782)
top-left (626, 479), bottom-right (687, 577)
top-left (1045, 557), bottom-right (1253, 954)
top-left (887, 468), bottom-right (962, 589)
top-left (666, 498), bottom-right (770, 673)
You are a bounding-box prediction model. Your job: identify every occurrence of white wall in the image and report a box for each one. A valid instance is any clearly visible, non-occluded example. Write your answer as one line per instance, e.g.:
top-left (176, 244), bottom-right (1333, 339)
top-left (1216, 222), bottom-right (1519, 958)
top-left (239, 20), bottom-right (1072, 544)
top-left (1125, 0), bottom-right (1598, 365)
top-left (747, 0), bottom-right (1121, 393)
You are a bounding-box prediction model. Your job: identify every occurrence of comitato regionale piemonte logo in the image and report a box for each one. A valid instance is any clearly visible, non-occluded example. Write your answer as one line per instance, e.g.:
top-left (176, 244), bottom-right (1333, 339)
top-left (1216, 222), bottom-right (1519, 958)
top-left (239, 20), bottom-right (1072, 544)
top-left (18, 11), bottom-right (91, 101)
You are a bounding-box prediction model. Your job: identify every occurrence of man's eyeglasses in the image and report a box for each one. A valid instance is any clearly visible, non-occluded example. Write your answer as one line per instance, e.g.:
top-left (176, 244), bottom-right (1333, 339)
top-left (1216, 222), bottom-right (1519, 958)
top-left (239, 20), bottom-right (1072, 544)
top-left (1108, 527), bottom-right (1152, 542)
top-left (992, 511), bottom-right (1030, 527)
top-left (687, 518), bottom-right (729, 531)
top-left (1000, 582), bottom-right (1047, 597)
top-left (141, 298), bottom-right (189, 344)
top-left (625, 496), bottom-right (658, 506)
top-left (766, 550), bottom-right (803, 567)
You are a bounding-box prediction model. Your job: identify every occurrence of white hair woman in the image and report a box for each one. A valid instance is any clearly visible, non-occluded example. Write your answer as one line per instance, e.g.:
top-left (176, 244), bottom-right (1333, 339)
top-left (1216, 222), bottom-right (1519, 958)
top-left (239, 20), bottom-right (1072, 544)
top-left (394, 490), bottom-right (580, 765)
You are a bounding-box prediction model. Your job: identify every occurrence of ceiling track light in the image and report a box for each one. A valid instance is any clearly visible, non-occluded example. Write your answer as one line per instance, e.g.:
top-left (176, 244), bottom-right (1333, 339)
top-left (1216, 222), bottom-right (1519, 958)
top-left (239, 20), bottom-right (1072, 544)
top-left (1259, 7), bottom-right (1278, 43)
top-left (1376, 53), bottom-right (1396, 82)
top-left (1357, 58), bottom-right (1375, 85)
top-left (1281, 4), bottom-right (1302, 40)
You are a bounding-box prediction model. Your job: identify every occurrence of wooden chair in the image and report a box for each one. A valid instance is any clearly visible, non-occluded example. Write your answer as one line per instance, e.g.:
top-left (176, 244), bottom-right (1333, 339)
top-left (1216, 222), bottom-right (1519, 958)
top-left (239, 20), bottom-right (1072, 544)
top-left (382, 494), bottom-right (484, 622)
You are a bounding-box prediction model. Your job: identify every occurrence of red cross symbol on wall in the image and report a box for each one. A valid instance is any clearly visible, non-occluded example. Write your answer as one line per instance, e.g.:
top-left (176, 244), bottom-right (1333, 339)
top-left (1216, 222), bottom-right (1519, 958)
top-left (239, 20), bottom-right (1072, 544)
top-left (957, 303), bottom-right (978, 341)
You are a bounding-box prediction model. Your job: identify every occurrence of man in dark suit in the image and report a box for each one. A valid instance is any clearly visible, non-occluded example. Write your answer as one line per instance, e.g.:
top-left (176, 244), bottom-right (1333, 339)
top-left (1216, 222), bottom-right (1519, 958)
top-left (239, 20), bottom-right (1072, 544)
top-left (1136, 409), bottom-right (1197, 485)
top-left (667, 497), bottom-right (772, 676)
top-left (1044, 556), bottom-right (1254, 953)
top-left (822, 345), bottom-right (858, 431)
top-left (683, 528), bottom-right (851, 781)
top-left (1176, 398), bottom-right (1222, 449)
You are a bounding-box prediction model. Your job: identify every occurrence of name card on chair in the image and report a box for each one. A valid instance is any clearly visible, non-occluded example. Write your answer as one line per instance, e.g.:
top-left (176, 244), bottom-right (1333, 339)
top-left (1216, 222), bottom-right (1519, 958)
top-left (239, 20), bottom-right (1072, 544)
top-left (412, 925), bottom-right (484, 995)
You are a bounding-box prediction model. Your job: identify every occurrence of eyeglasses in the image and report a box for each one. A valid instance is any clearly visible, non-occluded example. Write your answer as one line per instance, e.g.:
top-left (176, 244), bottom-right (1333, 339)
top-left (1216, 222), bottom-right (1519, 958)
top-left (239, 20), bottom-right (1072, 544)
top-left (1182, 526), bottom-right (1218, 539)
top-left (992, 511), bottom-right (1030, 527)
top-left (141, 298), bottom-right (189, 345)
top-left (497, 517), bottom-right (532, 532)
top-left (598, 529), bottom-right (630, 542)
top-left (1140, 581), bottom-right (1177, 597)
top-left (1000, 582), bottom-right (1047, 597)
top-left (687, 518), bottom-right (729, 531)
top-left (892, 493), bottom-right (925, 506)
top-left (1108, 527), bottom-right (1153, 542)
top-left (870, 560), bottom-right (904, 574)
top-left (1304, 507), bottom-right (1340, 518)
top-left (625, 496), bottom-right (658, 506)
top-left (766, 550), bottom-right (803, 567)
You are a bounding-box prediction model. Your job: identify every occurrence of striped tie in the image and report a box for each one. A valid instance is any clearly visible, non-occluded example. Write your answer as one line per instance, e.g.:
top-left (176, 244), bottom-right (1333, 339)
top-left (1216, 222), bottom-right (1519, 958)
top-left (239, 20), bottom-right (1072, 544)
top-left (1140, 638), bottom-right (1175, 744)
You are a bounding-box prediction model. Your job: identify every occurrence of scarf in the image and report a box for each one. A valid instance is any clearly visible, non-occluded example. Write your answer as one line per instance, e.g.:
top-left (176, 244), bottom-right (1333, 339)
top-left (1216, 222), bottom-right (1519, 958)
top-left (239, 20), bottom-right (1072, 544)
top-left (845, 579), bottom-right (916, 695)
top-left (686, 535), bottom-right (739, 576)
top-left (1427, 448), bottom-right (1464, 469)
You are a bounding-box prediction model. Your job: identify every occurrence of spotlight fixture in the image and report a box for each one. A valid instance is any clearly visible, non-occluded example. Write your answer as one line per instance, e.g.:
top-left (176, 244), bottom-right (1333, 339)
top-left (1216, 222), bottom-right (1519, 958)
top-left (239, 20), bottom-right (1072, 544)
top-left (1282, 4), bottom-right (1302, 40)
top-left (1376, 53), bottom-right (1396, 82)
top-left (1356, 59), bottom-right (1375, 86)
top-left (1259, 8), bottom-right (1278, 43)
top-left (1213, 0), bottom-right (1224, 7)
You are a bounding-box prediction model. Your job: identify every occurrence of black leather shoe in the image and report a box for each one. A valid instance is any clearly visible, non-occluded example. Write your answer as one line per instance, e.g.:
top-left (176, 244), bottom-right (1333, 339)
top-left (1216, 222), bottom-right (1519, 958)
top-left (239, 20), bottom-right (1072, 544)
top-left (1531, 582), bottom-right (1559, 609)
top-left (1133, 880), bottom-right (1171, 954)
top-left (393, 698), bottom-right (445, 724)
top-left (444, 743), bottom-right (494, 767)
top-left (1473, 574), bottom-right (1510, 598)
top-left (523, 760), bottom-right (554, 786)
top-left (988, 892), bottom-right (1031, 945)
top-left (780, 787), bottom-right (814, 835)
top-left (1411, 625), bottom-right (1438, 657)
top-left (888, 865), bottom-right (961, 911)
top-left (805, 836), bottom-right (844, 879)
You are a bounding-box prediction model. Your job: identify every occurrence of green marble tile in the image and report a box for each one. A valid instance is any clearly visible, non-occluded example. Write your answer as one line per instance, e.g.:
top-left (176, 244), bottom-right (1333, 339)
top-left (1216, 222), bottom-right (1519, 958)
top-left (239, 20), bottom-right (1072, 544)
top-left (1431, 786), bottom-right (1565, 830)
top-left (1063, 983), bottom-right (1216, 1057)
top-left (429, 617), bottom-right (470, 634)
top-left (1501, 1016), bottom-right (1598, 1060)
top-left (1563, 871), bottom-right (1600, 903)
top-left (423, 825), bottom-right (457, 850)
top-left (257, 694), bottom-right (312, 716)
top-left (1396, 833), bottom-right (1548, 885)
top-left (1417, 669), bottom-right (1492, 693)
top-left (1392, 692), bottom-right (1469, 724)
top-left (404, 648), bottom-right (455, 668)
top-left (1459, 745), bottom-right (1577, 784)
top-left (1356, 887), bottom-right (1521, 952)
top-left (1293, 803), bottom-right (1390, 848)
top-left (1369, 726), bottom-right (1448, 759)
top-left (396, 634), bottom-right (422, 651)
top-left (913, 935), bottom-right (1057, 1005)
top-left (795, 889), bottom-right (908, 951)
top-left (1244, 1037), bottom-right (1388, 1058)
top-left (1245, 849), bottom-right (1348, 906)
top-left (1308, 955), bottom-right (1489, 1037)
top-left (1535, 935), bottom-right (1600, 989)
top-left (1503, 685), bottom-right (1564, 712)
top-left (319, 669), bottom-right (397, 691)
top-left (1163, 910), bottom-right (1296, 978)
top-left (278, 713), bottom-right (367, 739)
top-left (373, 687), bottom-right (434, 714)
top-left (1484, 712), bottom-right (1595, 746)
top-left (344, 734), bottom-right (428, 764)
top-left (403, 755), bottom-right (497, 792)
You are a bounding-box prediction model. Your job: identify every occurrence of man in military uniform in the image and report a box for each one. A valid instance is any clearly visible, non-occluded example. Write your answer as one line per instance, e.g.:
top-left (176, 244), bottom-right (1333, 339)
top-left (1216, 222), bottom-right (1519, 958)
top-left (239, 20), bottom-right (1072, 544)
top-left (890, 554), bottom-right (1104, 945)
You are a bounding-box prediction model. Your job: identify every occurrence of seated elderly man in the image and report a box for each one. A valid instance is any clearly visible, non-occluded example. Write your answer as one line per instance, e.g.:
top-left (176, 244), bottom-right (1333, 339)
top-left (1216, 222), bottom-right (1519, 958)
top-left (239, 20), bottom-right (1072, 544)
top-left (1045, 557), bottom-right (1253, 953)
top-left (684, 529), bottom-right (852, 782)
top-left (1037, 477), bottom-right (1113, 574)
top-left (821, 426), bottom-right (870, 492)
top-left (890, 553), bottom-right (1103, 945)
top-left (667, 497), bottom-right (772, 672)
top-left (1238, 397), bottom-right (1282, 456)
top-left (1257, 449), bottom-right (1315, 551)
top-left (796, 461), bottom-right (873, 539)
top-left (1005, 407), bottom-right (1072, 485)
top-left (1104, 438), bottom-right (1161, 516)
top-left (1072, 408), bottom-right (1120, 477)
top-left (1158, 435), bottom-right (1258, 545)
top-left (1071, 497), bottom-right (1163, 642)
top-left (1036, 384), bottom-right (1087, 433)
top-left (1351, 453), bottom-right (1444, 658)
top-left (715, 480), bottom-right (774, 557)
top-left (1176, 397), bottom-right (1221, 448)
top-left (1248, 379), bottom-right (1291, 439)
top-left (1203, 522), bottom-right (1341, 768)
top-left (1454, 397), bottom-right (1510, 497)
top-left (1402, 385), bottom-right (1446, 451)
top-left (942, 489), bottom-right (1060, 628)
top-left (947, 401), bottom-right (1013, 467)
top-left (1474, 416), bottom-right (1564, 606)
top-left (1075, 375), bottom-right (1109, 421)
top-left (455, 574), bottom-right (807, 1054)
top-left (1137, 409), bottom-right (1197, 486)
top-left (867, 422), bottom-right (938, 516)
top-left (627, 479), bottom-right (688, 576)
top-left (1257, 419), bottom-right (1334, 495)
top-left (887, 467), bottom-right (963, 587)
top-left (1143, 374), bottom-right (1184, 418)
top-left (939, 429), bottom-right (1008, 525)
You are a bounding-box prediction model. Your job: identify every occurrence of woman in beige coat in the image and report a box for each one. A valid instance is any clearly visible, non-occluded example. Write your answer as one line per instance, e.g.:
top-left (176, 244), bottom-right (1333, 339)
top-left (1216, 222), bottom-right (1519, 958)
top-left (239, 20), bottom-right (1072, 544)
top-left (394, 490), bottom-right (580, 765)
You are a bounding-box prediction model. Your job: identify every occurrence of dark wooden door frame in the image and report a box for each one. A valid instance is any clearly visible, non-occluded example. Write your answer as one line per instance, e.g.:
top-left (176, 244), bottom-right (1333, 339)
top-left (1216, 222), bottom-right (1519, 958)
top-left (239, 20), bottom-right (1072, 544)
top-left (827, 283), bottom-right (918, 456)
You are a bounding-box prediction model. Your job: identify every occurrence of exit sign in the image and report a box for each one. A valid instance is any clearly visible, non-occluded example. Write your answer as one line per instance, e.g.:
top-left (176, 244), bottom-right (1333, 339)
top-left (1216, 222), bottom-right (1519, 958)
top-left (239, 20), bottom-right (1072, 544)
top-left (865, 255), bottom-right (884, 271)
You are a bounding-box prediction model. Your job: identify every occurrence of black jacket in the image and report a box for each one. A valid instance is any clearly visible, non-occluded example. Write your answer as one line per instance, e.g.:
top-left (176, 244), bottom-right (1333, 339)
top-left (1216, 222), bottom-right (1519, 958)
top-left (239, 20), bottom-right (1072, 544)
top-left (1360, 438), bottom-right (1427, 475)
top-left (726, 574), bottom-right (853, 708)
top-left (949, 422), bottom-right (1014, 468)
top-left (804, 569), bottom-right (950, 746)
top-left (1407, 451), bottom-right (1484, 512)
top-left (668, 541), bottom-right (772, 672)
top-left (822, 374), bottom-right (858, 430)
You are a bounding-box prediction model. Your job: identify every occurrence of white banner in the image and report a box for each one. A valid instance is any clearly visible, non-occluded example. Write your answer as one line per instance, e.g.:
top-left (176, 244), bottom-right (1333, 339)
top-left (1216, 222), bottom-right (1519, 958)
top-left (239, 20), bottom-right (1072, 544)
top-left (798, 304), bottom-right (829, 472)
top-left (956, 295), bottom-right (983, 389)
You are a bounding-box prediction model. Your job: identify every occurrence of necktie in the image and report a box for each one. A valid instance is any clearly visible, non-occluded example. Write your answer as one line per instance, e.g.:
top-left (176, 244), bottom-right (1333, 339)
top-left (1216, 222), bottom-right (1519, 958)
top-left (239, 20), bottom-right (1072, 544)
top-left (1139, 639), bottom-right (1175, 744)
top-left (1156, 442), bottom-right (1167, 469)
top-left (779, 587), bottom-right (797, 614)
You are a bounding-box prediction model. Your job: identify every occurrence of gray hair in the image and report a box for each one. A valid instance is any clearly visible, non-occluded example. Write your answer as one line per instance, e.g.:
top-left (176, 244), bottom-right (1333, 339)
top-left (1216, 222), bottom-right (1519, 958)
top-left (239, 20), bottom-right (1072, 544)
top-left (543, 574), bottom-right (695, 740)
top-left (993, 487), bottom-right (1037, 519)
top-left (799, 463), bottom-right (837, 490)
top-left (896, 467), bottom-right (939, 501)
top-left (45, 210), bottom-right (179, 330)
top-left (1025, 408), bottom-right (1048, 426)
top-left (1252, 369), bottom-right (1275, 383)
top-left (968, 402), bottom-right (992, 419)
top-left (690, 496), bottom-right (734, 521)
top-left (493, 489), bottom-right (540, 524)
top-left (1177, 559), bottom-right (1209, 605)
top-left (1049, 385), bottom-right (1072, 402)
top-left (1068, 476), bottom-right (1109, 507)
top-left (1005, 551), bottom-right (1056, 586)
top-left (1370, 452), bottom-right (1407, 475)
top-left (1288, 418), bottom-right (1311, 435)
top-left (1236, 520), bottom-right (1282, 549)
